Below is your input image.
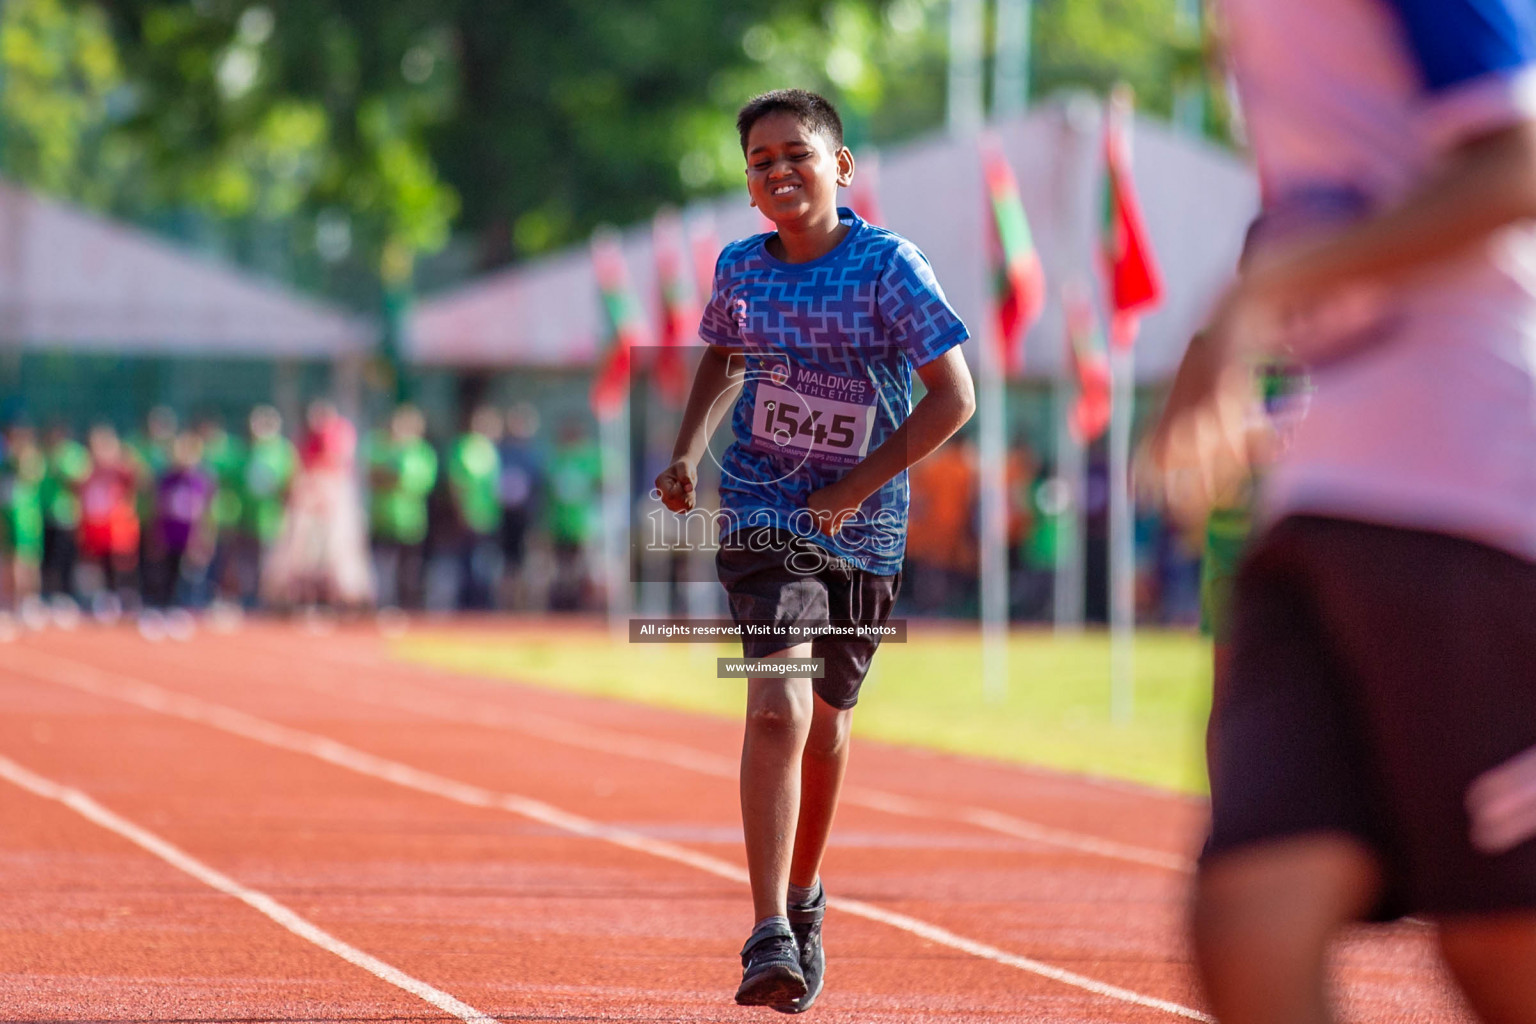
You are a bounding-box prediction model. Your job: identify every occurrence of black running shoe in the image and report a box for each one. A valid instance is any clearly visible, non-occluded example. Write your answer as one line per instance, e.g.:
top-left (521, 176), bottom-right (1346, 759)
top-left (736, 922), bottom-right (807, 1006)
top-left (775, 887), bottom-right (827, 1014)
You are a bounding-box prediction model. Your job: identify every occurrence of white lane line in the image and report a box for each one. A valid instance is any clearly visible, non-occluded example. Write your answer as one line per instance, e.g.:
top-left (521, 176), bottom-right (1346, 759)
top-left (243, 648), bottom-right (1193, 873)
top-left (0, 753), bottom-right (500, 1024)
top-left (9, 649), bottom-right (1210, 1022)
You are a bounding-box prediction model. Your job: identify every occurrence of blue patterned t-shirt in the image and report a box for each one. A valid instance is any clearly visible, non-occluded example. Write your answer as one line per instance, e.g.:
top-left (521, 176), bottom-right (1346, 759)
top-left (699, 209), bottom-right (969, 575)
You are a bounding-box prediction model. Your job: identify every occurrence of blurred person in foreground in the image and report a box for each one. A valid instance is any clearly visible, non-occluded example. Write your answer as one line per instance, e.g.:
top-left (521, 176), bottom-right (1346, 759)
top-left (232, 405), bottom-right (295, 609)
top-left (656, 89), bottom-right (973, 1011)
top-left (265, 401), bottom-right (371, 612)
top-left (0, 422), bottom-right (47, 631)
top-left (365, 404), bottom-right (437, 612)
top-left (1146, 2), bottom-right (1536, 1021)
top-left (447, 406), bottom-right (503, 610)
top-left (497, 403), bottom-right (543, 610)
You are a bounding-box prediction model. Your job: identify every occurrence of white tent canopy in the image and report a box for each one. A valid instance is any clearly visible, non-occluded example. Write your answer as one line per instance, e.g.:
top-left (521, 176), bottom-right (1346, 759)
top-left (0, 181), bottom-right (371, 359)
top-left (408, 97), bottom-right (1259, 382)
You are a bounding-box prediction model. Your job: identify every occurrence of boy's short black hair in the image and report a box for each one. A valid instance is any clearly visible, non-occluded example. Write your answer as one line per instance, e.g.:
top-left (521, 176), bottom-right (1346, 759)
top-left (736, 89), bottom-right (845, 154)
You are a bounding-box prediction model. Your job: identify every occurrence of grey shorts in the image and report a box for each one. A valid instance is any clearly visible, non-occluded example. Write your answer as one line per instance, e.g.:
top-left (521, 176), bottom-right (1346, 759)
top-left (1205, 515), bottom-right (1536, 917)
top-left (716, 527), bottom-right (900, 710)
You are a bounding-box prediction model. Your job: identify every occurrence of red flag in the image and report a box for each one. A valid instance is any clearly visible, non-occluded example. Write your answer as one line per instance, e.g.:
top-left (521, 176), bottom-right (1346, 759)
top-left (982, 137), bottom-right (1046, 375)
top-left (651, 210), bottom-right (695, 404)
top-left (847, 148), bottom-right (884, 226)
top-left (589, 230), bottom-right (646, 420)
top-left (1063, 282), bottom-right (1112, 443)
top-left (1100, 89), bottom-right (1164, 349)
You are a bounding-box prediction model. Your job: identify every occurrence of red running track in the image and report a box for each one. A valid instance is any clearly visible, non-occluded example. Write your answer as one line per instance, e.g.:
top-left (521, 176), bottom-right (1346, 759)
top-left (0, 622), bottom-right (1473, 1023)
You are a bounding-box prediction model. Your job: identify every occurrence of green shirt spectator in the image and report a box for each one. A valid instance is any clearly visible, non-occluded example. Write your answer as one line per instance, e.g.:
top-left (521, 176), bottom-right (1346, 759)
top-left (1025, 475), bottom-right (1062, 572)
top-left (39, 436), bottom-right (91, 530)
top-left (201, 427), bottom-right (247, 533)
top-left (545, 440), bottom-right (601, 547)
top-left (1, 436), bottom-right (46, 562)
top-left (239, 433), bottom-right (297, 544)
top-left (367, 430), bottom-right (438, 546)
top-left (448, 430), bottom-right (502, 536)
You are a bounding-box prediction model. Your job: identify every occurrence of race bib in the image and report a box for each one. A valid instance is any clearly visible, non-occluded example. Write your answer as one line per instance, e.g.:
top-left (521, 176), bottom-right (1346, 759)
top-left (749, 362), bottom-right (876, 468)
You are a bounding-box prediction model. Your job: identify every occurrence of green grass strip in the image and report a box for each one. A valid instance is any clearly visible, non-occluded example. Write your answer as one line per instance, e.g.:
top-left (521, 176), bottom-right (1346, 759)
top-left (390, 627), bottom-right (1214, 795)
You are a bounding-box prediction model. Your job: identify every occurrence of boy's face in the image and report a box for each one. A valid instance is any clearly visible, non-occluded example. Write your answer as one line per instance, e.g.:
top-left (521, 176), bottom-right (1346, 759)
top-left (744, 112), bottom-right (853, 228)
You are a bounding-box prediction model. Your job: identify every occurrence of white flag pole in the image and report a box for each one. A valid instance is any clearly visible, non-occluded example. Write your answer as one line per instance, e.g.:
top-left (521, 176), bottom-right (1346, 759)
top-left (978, 318), bottom-right (1010, 704)
top-left (1051, 99), bottom-right (1095, 633)
top-left (948, 0), bottom-right (985, 138)
top-left (950, 0), bottom-right (1007, 699)
top-left (1106, 91), bottom-right (1137, 724)
top-left (599, 403), bottom-right (631, 642)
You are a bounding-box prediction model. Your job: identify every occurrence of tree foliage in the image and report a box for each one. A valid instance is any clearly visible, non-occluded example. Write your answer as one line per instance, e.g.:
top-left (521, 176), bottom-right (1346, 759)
top-left (0, 0), bottom-right (1201, 305)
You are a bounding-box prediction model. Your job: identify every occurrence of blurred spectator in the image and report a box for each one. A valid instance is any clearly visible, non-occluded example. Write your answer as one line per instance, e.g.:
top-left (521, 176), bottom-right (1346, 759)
top-left (1083, 452), bottom-right (1110, 623)
top-left (197, 415), bottom-right (247, 608)
top-left (366, 404), bottom-right (437, 611)
top-left (266, 401), bottom-right (371, 610)
top-left (545, 418), bottom-right (601, 612)
top-left (1015, 462), bottom-right (1066, 621)
top-left (129, 406), bottom-right (178, 605)
top-left (446, 406), bottom-right (503, 610)
top-left (143, 432), bottom-right (214, 626)
top-left (232, 406), bottom-right (296, 609)
top-left (39, 425), bottom-right (89, 605)
top-left (904, 433), bottom-right (978, 617)
top-left (498, 402), bottom-right (543, 610)
top-left (78, 425), bottom-right (141, 620)
top-left (0, 423), bottom-right (46, 627)
top-left (1003, 440), bottom-right (1044, 621)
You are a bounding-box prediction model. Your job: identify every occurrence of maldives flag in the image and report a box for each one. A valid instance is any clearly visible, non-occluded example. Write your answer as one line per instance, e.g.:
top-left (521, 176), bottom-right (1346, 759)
top-left (651, 211), bottom-right (695, 404)
top-left (589, 230), bottom-right (646, 420)
top-left (1100, 92), bottom-right (1164, 348)
top-left (982, 137), bottom-right (1046, 374)
top-left (1063, 282), bottom-right (1112, 443)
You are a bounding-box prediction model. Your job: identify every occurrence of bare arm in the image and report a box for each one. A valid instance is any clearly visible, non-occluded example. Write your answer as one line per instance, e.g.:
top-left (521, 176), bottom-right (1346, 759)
top-left (656, 344), bottom-right (743, 512)
top-left (807, 344), bottom-right (976, 534)
top-left (1146, 120), bottom-right (1536, 525)
top-left (1241, 122), bottom-right (1536, 357)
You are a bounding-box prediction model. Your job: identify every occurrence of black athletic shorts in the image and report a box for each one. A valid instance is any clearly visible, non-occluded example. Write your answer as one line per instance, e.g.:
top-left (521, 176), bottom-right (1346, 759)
top-left (1205, 515), bottom-right (1536, 917)
top-left (716, 527), bottom-right (900, 711)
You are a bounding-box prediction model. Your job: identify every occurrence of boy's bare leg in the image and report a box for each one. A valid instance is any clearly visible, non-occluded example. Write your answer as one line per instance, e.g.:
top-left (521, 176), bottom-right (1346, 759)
top-left (1439, 916), bottom-right (1536, 1024)
top-left (741, 642), bottom-right (815, 923)
top-left (789, 694), bottom-right (853, 888)
top-left (1191, 834), bottom-right (1382, 1024)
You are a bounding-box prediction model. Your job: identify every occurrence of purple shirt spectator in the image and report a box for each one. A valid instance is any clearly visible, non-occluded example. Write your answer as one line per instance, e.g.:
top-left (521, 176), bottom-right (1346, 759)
top-left (156, 467), bottom-right (213, 553)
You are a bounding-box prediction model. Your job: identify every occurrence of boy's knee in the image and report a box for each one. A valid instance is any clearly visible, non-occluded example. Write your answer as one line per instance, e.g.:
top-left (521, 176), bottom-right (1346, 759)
top-left (806, 706), bottom-right (853, 760)
top-left (745, 685), bottom-right (811, 736)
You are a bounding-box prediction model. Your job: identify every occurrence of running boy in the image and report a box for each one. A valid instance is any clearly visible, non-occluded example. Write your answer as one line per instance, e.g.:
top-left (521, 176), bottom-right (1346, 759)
top-left (656, 89), bottom-right (974, 1011)
top-left (1148, 1), bottom-right (1536, 1021)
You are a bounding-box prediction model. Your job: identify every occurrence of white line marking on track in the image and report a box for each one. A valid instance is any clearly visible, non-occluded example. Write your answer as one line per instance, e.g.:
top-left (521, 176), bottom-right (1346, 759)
top-left (245, 644), bottom-right (1195, 873)
top-left (0, 752), bottom-right (501, 1024)
top-left (10, 648), bottom-right (1212, 1022)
